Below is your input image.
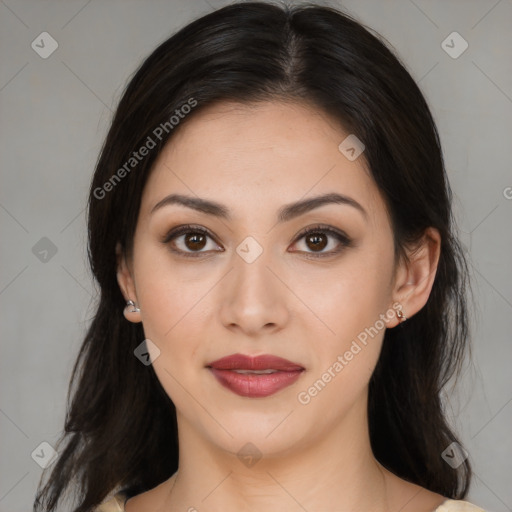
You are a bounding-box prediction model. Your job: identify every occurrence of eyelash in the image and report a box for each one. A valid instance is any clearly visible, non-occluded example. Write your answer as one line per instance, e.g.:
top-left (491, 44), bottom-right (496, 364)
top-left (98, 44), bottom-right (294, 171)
top-left (161, 223), bottom-right (353, 259)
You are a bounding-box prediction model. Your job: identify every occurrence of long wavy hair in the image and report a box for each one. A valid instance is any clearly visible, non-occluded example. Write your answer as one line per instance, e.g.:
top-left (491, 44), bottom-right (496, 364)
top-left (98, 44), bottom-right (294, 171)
top-left (33, 2), bottom-right (472, 510)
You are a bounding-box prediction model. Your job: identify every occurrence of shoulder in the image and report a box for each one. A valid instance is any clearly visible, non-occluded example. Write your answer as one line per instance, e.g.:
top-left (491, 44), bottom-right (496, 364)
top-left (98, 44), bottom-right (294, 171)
top-left (93, 491), bottom-right (128, 512)
top-left (379, 467), bottom-right (484, 512)
top-left (435, 500), bottom-right (486, 512)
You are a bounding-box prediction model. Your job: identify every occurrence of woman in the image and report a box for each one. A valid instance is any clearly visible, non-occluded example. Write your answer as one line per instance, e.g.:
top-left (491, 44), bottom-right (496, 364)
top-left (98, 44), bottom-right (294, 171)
top-left (33, 2), bottom-right (485, 511)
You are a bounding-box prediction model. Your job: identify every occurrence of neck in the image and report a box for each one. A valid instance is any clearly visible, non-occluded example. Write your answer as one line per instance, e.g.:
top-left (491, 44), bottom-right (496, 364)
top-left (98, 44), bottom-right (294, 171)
top-left (164, 397), bottom-right (394, 511)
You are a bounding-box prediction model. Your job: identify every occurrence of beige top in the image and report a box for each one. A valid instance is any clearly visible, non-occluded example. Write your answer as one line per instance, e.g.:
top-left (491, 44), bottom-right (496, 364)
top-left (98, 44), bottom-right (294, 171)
top-left (94, 491), bottom-right (487, 511)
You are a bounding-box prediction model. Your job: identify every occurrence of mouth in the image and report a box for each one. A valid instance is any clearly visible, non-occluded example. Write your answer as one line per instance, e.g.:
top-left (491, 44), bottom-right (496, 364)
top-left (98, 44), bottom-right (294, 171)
top-left (206, 353), bottom-right (305, 398)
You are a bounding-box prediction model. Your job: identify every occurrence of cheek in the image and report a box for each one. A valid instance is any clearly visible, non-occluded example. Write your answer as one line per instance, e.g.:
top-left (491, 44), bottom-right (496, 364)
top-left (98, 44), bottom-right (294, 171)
top-left (305, 249), bottom-right (393, 344)
top-left (296, 249), bottom-right (394, 399)
top-left (132, 243), bottom-right (209, 362)
top-left (134, 257), bottom-right (210, 409)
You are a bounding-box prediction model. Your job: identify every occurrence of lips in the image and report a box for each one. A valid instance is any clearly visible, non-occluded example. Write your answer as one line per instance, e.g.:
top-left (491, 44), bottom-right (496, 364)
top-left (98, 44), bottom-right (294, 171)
top-left (207, 353), bottom-right (304, 371)
top-left (206, 353), bottom-right (305, 398)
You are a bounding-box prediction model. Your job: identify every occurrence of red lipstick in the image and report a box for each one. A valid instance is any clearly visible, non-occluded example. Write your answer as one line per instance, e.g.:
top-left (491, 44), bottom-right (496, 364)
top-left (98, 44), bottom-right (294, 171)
top-left (206, 353), bottom-right (305, 398)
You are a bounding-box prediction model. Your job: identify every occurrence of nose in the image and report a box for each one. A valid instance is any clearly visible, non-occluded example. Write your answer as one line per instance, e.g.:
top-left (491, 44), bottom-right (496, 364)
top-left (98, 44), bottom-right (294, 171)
top-left (219, 248), bottom-right (290, 337)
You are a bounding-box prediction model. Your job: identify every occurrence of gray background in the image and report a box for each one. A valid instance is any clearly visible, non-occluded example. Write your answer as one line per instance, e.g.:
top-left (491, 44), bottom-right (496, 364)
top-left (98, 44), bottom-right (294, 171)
top-left (1, 0), bottom-right (511, 511)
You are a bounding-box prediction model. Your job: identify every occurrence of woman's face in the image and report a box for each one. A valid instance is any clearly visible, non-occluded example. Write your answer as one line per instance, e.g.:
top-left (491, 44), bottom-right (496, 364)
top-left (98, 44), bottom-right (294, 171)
top-left (119, 100), bottom-right (406, 458)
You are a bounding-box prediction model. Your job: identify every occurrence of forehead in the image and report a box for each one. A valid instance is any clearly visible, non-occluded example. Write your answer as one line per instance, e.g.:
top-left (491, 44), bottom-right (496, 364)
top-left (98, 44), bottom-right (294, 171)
top-left (140, 100), bottom-right (388, 226)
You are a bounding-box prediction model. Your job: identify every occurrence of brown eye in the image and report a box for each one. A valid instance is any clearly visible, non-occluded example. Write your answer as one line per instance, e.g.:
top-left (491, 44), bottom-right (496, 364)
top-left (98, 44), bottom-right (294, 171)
top-left (304, 232), bottom-right (328, 252)
top-left (183, 232), bottom-right (207, 251)
top-left (162, 224), bottom-right (222, 258)
top-left (291, 224), bottom-right (353, 258)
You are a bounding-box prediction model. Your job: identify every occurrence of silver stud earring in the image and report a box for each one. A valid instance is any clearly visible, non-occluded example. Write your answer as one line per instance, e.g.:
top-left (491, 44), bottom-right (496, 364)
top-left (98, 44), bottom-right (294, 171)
top-left (125, 300), bottom-right (140, 313)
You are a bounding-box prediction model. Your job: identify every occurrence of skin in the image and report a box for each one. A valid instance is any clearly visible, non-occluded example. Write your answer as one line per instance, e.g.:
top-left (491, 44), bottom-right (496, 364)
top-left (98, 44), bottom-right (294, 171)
top-left (117, 100), bottom-right (444, 512)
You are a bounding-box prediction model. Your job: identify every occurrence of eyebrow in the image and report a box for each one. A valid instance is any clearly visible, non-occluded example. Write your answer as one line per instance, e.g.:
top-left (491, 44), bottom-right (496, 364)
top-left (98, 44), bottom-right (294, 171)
top-left (150, 192), bottom-right (368, 222)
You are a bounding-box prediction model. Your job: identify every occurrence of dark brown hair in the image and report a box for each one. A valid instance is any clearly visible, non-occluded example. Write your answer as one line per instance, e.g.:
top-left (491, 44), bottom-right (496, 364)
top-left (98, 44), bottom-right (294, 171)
top-left (34, 2), bottom-right (472, 510)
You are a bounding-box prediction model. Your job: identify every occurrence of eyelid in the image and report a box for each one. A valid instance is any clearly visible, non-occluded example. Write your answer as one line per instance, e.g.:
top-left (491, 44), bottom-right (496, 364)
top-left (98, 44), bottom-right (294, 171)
top-left (292, 224), bottom-right (351, 245)
top-left (161, 223), bottom-right (353, 258)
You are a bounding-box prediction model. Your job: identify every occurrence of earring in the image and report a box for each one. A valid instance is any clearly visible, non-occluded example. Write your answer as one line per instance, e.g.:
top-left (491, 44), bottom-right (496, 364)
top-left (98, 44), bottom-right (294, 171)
top-left (396, 309), bottom-right (407, 323)
top-left (123, 299), bottom-right (142, 323)
top-left (125, 300), bottom-right (140, 313)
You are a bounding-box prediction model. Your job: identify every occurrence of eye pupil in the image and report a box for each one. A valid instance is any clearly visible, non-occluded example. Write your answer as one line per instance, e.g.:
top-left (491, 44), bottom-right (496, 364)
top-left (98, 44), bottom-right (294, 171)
top-left (185, 233), bottom-right (207, 250)
top-left (306, 233), bottom-right (327, 251)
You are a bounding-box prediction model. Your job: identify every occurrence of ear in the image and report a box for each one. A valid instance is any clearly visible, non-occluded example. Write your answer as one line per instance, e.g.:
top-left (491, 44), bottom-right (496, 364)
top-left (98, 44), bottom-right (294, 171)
top-left (116, 242), bottom-right (142, 323)
top-left (388, 227), bottom-right (441, 328)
